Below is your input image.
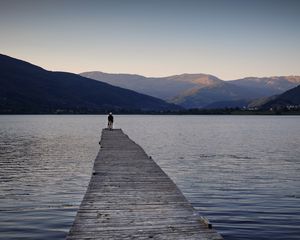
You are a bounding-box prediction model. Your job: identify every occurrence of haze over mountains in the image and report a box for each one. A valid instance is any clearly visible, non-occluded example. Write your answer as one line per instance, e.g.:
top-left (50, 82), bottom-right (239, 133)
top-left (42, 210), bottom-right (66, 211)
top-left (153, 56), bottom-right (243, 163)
top-left (1, 53), bottom-right (299, 114)
top-left (0, 54), bottom-right (179, 114)
top-left (81, 72), bottom-right (300, 109)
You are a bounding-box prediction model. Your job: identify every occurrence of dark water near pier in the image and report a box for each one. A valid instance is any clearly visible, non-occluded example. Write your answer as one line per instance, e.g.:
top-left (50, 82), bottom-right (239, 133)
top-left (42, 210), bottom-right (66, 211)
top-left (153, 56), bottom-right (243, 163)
top-left (0, 115), bottom-right (299, 239)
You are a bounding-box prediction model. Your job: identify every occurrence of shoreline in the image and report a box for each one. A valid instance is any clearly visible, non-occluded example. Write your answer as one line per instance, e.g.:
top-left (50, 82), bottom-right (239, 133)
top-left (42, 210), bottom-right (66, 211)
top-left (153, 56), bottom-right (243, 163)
top-left (1, 110), bottom-right (300, 115)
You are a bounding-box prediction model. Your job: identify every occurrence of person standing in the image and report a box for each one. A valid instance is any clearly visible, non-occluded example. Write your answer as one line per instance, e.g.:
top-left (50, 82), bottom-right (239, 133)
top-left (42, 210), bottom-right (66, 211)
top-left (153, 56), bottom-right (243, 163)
top-left (107, 112), bottom-right (114, 130)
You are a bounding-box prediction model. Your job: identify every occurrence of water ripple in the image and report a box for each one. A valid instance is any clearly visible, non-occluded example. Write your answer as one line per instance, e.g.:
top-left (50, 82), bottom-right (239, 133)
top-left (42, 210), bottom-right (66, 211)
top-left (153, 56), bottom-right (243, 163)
top-left (0, 115), bottom-right (300, 240)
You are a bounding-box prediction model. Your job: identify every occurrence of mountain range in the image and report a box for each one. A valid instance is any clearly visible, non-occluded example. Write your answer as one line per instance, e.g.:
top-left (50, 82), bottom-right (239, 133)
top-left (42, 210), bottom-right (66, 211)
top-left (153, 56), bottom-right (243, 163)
top-left (1, 53), bottom-right (299, 114)
top-left (0, 54), bottom-right (179, 114)
top-left (81, 71), bottom-right (300, 109)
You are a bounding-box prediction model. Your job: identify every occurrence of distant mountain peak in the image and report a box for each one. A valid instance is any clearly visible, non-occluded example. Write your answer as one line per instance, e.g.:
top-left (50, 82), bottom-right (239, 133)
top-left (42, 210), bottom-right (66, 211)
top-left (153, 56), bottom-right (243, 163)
top-left (81, 70), bottom-right (300, 109)
top-left (81, 71), bottom-right (147, 79)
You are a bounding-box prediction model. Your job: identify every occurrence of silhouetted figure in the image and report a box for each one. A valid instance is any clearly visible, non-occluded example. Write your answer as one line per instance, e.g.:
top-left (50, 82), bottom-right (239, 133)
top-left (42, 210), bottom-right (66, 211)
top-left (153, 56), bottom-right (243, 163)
top-left (107, 112), bottom-right (114, 130)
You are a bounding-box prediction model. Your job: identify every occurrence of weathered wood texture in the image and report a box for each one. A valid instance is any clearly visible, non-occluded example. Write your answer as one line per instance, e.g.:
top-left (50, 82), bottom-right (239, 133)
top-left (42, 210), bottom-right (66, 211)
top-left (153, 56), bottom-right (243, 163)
top-left (67, 129), bottom-right (223, 240)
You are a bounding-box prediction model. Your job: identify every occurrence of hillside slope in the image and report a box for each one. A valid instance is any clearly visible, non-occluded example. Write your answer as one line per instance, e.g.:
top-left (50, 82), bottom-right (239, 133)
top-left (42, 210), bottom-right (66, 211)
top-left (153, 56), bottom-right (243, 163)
top-left (82, 71), bottom-right (300, 109)
top-left (80, 71), bottom-right (221, 100)
top-left (0, 54), bottom-right (180, 113)
top-left (229, 76), bottom-right (300, 96)
top-left (261, 85), bottom-right (300, 109)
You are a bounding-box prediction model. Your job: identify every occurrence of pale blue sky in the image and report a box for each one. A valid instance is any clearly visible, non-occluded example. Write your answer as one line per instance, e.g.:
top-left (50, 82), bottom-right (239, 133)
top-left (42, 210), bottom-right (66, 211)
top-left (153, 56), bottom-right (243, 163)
top-left (1, 0), bottom-right (299, 80)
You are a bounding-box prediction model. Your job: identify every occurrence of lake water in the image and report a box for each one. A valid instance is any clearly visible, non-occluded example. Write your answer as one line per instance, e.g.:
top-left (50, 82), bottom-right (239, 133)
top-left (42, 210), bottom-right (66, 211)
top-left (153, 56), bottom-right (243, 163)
top-left (0, 115), bottom-right (299, 240)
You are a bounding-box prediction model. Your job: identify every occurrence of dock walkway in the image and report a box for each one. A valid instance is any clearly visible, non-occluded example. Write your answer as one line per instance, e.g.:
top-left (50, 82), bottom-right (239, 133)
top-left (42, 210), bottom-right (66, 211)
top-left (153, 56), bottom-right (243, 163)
top-left (67, 129), bottom-right (223, 239)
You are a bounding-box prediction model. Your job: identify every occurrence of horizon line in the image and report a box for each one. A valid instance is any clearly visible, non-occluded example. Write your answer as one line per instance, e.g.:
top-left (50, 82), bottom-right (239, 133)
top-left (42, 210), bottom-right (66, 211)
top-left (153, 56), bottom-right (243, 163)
top-left (2, 52), bottom-right (300, 81)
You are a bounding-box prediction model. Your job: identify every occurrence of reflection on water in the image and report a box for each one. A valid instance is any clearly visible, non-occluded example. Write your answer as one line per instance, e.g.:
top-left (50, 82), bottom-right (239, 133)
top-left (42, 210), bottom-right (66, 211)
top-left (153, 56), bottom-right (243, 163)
top-left (0, 115), bottom-right (300, 239)
top-left (0, 116), bottom-right (99, 239)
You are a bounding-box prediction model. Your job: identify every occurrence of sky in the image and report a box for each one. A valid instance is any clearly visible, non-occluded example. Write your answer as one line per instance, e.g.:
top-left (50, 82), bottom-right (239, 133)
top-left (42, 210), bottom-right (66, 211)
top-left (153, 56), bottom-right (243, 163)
top-left (0, 0), bottom-right (300, 80)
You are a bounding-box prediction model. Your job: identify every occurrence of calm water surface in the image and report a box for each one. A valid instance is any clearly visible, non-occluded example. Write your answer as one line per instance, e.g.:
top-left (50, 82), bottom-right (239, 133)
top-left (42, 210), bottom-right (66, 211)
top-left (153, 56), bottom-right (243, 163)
top-left (0, 115), bottom-right (299, 239)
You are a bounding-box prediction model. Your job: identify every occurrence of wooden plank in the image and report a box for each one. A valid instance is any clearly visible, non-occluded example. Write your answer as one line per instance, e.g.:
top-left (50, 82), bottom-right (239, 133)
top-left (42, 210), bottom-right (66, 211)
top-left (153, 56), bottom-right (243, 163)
top-left (67, 129), bottom-right (223, 240)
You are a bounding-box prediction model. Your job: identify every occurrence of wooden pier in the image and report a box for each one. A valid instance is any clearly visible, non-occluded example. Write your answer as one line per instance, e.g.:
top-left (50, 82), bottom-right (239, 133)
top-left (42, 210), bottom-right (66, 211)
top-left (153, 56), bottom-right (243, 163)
top-left (67, 129), bottom-right (223, 240)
